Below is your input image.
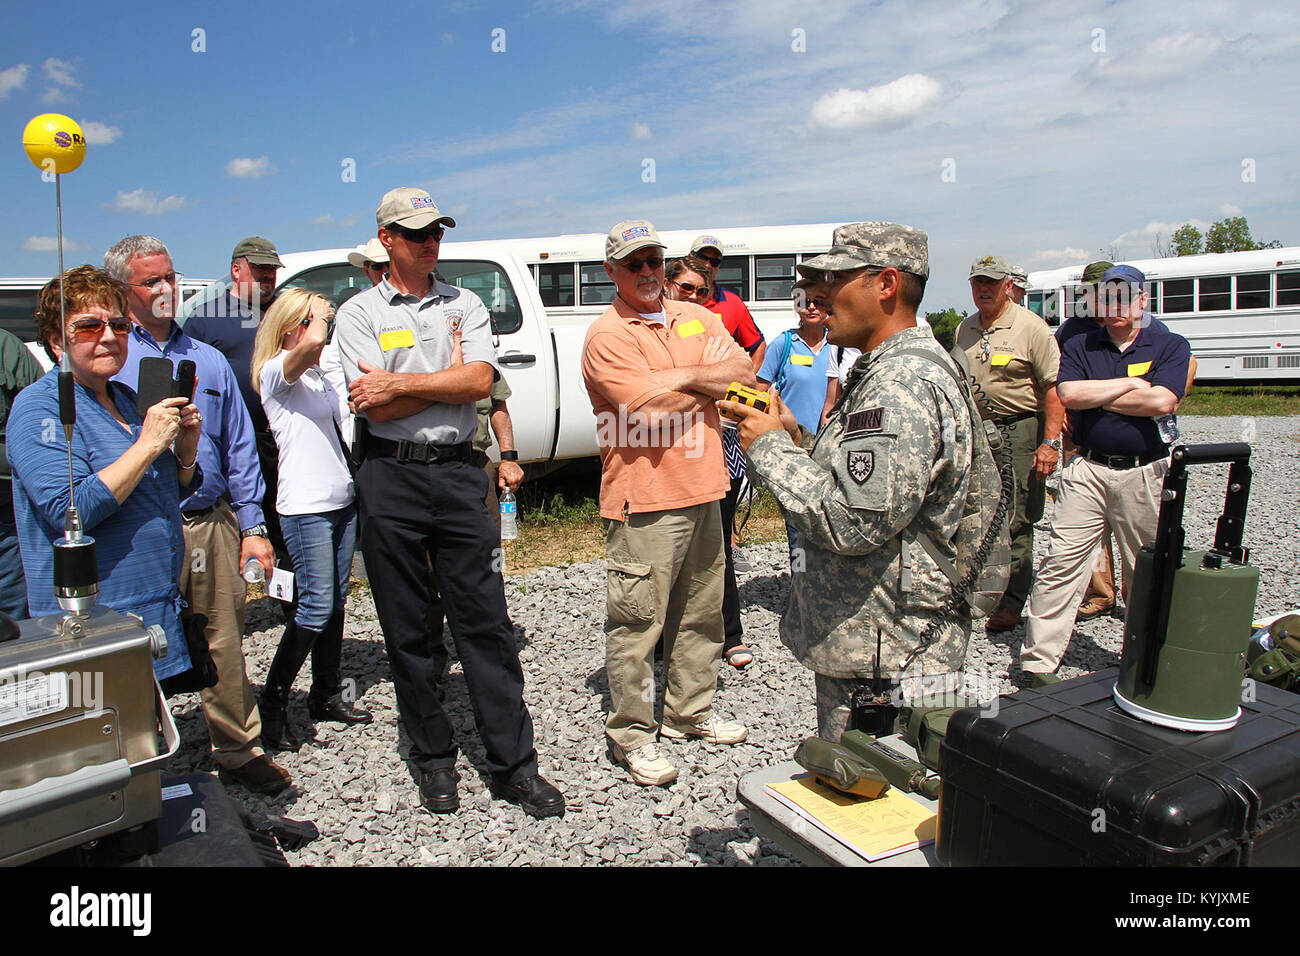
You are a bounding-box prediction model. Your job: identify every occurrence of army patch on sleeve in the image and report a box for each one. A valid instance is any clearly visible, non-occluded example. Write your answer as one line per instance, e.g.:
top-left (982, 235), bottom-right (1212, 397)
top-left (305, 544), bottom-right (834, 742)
top-left (843, 406), bottom-right (887, 438)
top-left (847, 449), bottom-right (875, 484)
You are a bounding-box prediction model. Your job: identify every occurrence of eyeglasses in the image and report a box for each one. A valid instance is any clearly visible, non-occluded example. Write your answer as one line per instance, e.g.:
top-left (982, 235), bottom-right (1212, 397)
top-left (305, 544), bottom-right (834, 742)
top-left (388, 223), bottom-right (445, 243)
top-left (673, 280), bottom-right (708, 296)
top-left (68, 316), bottom-right (132, 341)
top-left (363, 261), bottom-right (386, 271)
top-left (619, 255), bottom-right (664, 273)
top-left (697, 254), bottom-right (722, 267)
top-left (129, 271), bottom-right (182, 291)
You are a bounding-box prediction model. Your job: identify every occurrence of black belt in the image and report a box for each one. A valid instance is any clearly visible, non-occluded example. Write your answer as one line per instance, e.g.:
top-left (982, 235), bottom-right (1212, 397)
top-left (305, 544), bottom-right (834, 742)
top-left (366, 437), bottom-right (473, 465)
top-left (181, 503), bottom-right (218, 519)
top-left (1079, 447), bottom-right (1167, 470)
top-left (994, 411), bottom-right (1038, 426)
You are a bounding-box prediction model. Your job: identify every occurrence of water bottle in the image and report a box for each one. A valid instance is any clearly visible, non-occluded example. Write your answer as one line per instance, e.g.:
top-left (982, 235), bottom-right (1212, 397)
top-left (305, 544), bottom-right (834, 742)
top-left (242, 558), bottom-right (265, 584)
top-left (499, 487), bottom-right (518, 541)
top-left (1153, 414), bottom-right (1180, 444)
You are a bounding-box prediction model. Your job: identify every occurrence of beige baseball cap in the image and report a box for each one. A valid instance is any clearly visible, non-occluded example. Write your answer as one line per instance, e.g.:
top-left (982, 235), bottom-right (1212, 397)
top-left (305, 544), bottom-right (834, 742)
top-left (969, 255), bottom-right (1012, 280)
top-left (376, 187), bottom-right (457, 230)
top-left (347, 238), bottom-right (390, 269)
top-left (605, 220), bottom-right (666, 261)
top-left (691, 235), bottom-right (724, 258)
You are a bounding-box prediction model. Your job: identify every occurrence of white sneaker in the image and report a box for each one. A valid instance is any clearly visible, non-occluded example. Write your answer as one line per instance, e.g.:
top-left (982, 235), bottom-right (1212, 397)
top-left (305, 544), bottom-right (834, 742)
top-left (661, 712), bottom-right (748, 745)
top-left (610, 741), bottom-right (679, 786)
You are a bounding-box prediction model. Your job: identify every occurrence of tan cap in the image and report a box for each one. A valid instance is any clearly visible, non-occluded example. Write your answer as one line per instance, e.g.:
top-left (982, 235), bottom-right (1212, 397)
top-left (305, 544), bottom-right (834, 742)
top-left (691, 235), bottom-right (724, 257)
top-left (605, 220), bottom-right (666, 261)
top-left (347, 238), bottom-right (390, 269)
top-left (797, 221), bottom-right (930, 281)
top-left (376, 187), bottom-right (457, 230)
top-left (231, 236), bottom-right (283, 267)
top-left (969, 255), bottom-right (1012, 280)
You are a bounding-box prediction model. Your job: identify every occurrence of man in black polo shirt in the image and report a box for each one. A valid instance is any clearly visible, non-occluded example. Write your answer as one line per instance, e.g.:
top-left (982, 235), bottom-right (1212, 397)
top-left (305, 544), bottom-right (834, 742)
top-left (1019, 265), bottom-right (1191, 685)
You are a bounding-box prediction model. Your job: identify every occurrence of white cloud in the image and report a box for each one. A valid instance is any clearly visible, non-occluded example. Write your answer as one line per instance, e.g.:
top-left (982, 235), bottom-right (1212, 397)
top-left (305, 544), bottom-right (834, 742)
top-left (40, 87), bottom-right (66, 104)
top-left (80, 121), bottom-right (122, 145)
top-left (312, 213), bottom-right (363, 228)
top-left (1029, 248), bottom-right (1091, 265)
top-left (1220, 203), bottom-right (1243, 217)
top-left (226, 156), bottom-right (274, 178)
top-left (23, 236), bottom-right (84, 253)
top-left (109, 189), bottom-right (188, 216)
top-left (43, 57), bottom-right (78, 88)
top-left (1081, 31), bottom-right (1245, 86)
top-left (809, 74), bottom-right (944, 131)
top-left (0, 64), bottom-right (29, 99)
top-left (631, 121), bottom-right (651, 140)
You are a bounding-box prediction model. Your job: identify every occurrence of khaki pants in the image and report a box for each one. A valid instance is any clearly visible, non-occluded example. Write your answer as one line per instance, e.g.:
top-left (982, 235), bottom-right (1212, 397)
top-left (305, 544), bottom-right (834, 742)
top-left (181, 502), bottom-right (264, 769)
top-left (604, 502), bottom-right (725, 752)
top-left (1021, 455), bottom-right (1168, 674)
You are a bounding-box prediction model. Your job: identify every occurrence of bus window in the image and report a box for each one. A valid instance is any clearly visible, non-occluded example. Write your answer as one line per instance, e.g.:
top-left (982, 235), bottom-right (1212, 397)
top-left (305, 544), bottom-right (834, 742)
top-left (0, 289), bottom-right (39, 342)
top-left (1041, 289), bottom-right (1061, 324)
top-left (714, 256), bottom-right (750, 301)
top-left (1235, 273), bottom-right (1269, 310)
top-left (754, 255), bottom-right (796, 300)
top-left (1276, 271), bottom-right (1300, 307)
top-left (279, 264), bottom-right (369, 311)
top-left (1147, 282), bottom-right (1159, 314)
top-left (579, 261), bottom-right (616, 306)
top-left (1199, 276), bottom-right (1230, 312)
top-left (537, 263), bottom-right (575, 307)
top-left (1162, 278), bottom-right (1194, 313)
top-left (1026, 291), bottom-right (1044, 318)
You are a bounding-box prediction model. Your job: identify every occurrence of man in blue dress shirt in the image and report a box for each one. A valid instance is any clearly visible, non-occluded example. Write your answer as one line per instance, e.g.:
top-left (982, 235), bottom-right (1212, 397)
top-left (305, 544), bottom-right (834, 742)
top-left (106, 236), bottom-right (289, 795)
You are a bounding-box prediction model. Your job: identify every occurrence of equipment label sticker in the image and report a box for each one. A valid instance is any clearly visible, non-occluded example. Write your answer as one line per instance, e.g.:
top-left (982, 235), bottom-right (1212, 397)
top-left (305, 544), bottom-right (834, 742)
top-left (0, 672), bottom-right (68, 727)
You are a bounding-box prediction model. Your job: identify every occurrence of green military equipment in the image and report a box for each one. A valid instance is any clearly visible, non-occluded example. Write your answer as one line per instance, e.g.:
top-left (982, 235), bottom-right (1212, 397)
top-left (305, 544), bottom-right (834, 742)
top-left (1245, 614), bottom-right (1300, 690)
top-left (793, 738), bottom-right (890, 799)
top-left (839, 729), bottom-right (936, 796)
top-left (900, 700), bottom-right (975, 773)
top-left (1114, 444), bottom-right (1259, 732)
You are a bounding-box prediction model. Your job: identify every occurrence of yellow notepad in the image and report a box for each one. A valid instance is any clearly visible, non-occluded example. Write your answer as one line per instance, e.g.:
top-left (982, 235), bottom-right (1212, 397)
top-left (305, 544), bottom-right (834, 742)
top-left (765, 774), bottom-right (936, 862)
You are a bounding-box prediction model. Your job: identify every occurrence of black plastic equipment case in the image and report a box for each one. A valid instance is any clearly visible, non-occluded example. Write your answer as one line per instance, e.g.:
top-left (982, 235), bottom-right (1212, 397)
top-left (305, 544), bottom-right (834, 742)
top-left (936, 668), bottom-right (1300, 866)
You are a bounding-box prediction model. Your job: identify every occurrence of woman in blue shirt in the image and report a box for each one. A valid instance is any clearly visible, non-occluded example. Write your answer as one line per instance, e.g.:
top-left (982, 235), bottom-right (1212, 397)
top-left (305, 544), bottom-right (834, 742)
top-left (757, 293), bottom-right (831, 560)
top-left (7, 266), bottom-right (202, 682)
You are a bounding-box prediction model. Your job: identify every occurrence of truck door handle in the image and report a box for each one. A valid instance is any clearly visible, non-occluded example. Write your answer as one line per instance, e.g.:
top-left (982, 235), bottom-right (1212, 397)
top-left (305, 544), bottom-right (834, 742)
top-left (499, 353), bottom-right (536, 366)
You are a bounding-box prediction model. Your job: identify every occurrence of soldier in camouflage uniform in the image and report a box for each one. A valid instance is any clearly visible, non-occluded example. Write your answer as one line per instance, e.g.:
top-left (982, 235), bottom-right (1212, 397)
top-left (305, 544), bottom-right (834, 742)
top-left (721, 222), bottom-right (976, 740)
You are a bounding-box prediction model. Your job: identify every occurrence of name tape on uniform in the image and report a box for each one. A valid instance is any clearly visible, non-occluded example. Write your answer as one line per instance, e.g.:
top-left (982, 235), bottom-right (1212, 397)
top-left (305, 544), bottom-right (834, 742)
top-left (843, 406), bottom-right (888, 438)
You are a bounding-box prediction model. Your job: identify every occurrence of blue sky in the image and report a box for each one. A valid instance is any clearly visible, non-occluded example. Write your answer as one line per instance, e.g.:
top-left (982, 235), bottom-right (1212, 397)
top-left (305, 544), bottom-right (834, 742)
top-left (2, 0), bottom-right (1296, 312)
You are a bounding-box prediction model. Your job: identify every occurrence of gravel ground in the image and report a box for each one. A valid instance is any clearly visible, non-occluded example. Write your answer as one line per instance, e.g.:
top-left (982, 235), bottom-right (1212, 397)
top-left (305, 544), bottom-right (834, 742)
top-left (162, 415), bottom-right (1300, 866)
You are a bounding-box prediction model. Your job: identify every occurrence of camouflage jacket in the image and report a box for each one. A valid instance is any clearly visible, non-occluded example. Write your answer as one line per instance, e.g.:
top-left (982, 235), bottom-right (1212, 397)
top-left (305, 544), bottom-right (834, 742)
top-left (746, 326), bottom-right (974, 679)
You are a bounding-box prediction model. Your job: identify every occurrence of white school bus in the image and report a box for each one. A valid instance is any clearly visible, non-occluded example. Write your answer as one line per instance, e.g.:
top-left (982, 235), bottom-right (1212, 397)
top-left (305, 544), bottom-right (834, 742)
top-left (1025, 247), bottom-right (1300, 381)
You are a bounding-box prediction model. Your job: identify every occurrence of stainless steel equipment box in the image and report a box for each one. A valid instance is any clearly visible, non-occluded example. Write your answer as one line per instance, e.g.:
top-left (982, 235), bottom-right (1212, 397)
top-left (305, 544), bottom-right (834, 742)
top-left (0, 607), bottom-right (179, 866)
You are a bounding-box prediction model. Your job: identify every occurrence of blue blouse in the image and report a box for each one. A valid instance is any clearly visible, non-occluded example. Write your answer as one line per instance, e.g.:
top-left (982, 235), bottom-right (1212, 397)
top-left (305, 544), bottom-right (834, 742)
top-left (6, 369), bottom-right (199, 679)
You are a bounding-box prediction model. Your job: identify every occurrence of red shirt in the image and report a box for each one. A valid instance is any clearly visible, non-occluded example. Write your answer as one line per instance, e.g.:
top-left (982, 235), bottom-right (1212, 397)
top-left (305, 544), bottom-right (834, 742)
top-left (705, 289), bottom-right (763, 353)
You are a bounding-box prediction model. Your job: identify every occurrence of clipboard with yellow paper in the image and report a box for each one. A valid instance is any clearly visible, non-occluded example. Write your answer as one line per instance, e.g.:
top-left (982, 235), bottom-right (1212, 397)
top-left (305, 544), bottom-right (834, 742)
top-left (764, 773), bottom-right (936, 862)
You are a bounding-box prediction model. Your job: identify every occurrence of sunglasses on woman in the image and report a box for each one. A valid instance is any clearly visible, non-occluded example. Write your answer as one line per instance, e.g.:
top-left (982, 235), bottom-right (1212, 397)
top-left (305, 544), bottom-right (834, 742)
top-left (674, 280), bottom-right (708, 296)
top-left (68, 316), bottom-right (132, 341)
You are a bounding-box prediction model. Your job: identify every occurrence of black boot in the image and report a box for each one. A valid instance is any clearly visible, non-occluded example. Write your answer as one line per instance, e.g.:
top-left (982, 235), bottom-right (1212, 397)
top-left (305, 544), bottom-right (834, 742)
top-left (309, 611), bottom-right (372, 724)
top-left (261, 620), bottom-right (324, 750)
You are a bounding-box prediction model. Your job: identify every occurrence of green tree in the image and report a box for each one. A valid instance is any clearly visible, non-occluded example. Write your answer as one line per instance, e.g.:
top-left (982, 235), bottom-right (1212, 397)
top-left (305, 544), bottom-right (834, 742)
top-left (1204, 216), bottom-right (1255, 253)
top-left (1171, 224), bottom-right (1203, 256)
top-left (926, 308), bottom-right (964, 351)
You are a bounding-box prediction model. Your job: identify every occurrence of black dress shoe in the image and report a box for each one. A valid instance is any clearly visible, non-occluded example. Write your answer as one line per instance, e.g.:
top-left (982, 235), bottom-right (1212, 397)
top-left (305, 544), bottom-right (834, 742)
top-left (309, 693), bottom-right (373, 725)
top-left (418, 768), bottom-right (459, 813)
top-left (491, 774), bottom-right (565, 819)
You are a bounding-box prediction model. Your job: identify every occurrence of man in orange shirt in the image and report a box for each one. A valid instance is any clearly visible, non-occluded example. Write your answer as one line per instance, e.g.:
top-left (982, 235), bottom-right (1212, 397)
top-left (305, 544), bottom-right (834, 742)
top-left (581, 220), bottom-right (757, 786)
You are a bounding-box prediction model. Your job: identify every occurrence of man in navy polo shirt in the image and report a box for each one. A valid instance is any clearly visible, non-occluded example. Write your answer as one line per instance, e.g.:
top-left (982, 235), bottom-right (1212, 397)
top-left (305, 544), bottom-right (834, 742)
top-left (1019, 265), bottom-right (1191, 685)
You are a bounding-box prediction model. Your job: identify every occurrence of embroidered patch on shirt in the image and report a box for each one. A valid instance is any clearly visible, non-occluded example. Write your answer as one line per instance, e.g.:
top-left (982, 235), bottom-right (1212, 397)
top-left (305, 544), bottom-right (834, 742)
top-left (990, 353), bottom-right (1014, 366)
top-left (676, 319), bottom-right (705, 338)
top-left (843, 406), bottom-right (887, 437)
top-left (847, 449), bottom-right (875, 484)
top-left (791, 354), bottom-right (814, 366)
top-left (379, 328), bottom-right (415, 351)
top-left (445, 310), bottom-right (465, 333)
top-left (1128, 360), bottom-right (1152, 375)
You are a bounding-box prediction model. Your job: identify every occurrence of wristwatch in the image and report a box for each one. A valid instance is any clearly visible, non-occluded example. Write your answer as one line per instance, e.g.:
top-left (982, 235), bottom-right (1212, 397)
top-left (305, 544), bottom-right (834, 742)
top-left (1041, 438), bottom-right (1062, 452)
top-left (241, 523), bottom-right (269, 538)
top-left (499, 450), bottom-right (519, 461)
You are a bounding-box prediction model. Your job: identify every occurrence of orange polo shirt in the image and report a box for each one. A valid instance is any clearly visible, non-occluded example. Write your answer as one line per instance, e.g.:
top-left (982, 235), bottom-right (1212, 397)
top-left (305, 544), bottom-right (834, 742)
top-left (581, 297), bottom-right (738, 520)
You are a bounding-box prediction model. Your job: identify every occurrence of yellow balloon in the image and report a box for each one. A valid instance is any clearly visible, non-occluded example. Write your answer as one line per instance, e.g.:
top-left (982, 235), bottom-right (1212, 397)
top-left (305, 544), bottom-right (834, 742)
top-left (22, 113), bottom-right (87, 174)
